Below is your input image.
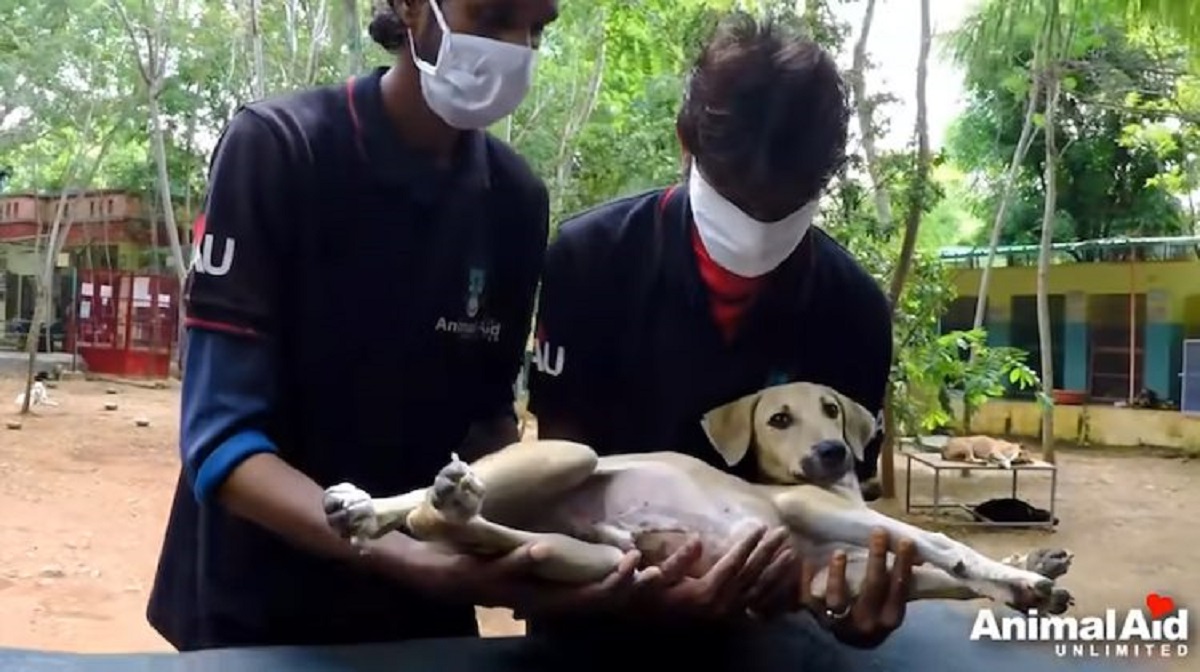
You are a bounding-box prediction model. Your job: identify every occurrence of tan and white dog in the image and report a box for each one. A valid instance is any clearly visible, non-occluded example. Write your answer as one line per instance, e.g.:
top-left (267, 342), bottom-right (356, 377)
top-left (323, 382), bottom-right (1073, 615)
top-left (940, 436), bottom-right (1032, 469)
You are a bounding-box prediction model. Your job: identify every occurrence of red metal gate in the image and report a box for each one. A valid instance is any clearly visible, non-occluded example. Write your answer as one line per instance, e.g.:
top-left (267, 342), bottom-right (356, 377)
top-left (67, 271), bottom-right (180, 378)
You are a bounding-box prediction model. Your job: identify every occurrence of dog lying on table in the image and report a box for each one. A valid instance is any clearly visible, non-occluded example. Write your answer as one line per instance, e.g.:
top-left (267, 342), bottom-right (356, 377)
top-left (940, 436), bottom-right (1033, 469)
top-left (323, 382), bottom-right (1073, 615)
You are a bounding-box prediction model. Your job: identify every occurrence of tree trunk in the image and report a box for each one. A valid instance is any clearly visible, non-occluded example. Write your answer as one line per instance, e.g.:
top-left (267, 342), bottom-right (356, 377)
top-left (879, 0), bottom-right (932, 499)
top-left (974, 16), bottom-right (1051, 331)
top-left (249, 0), bottom-right (266, 99)
top-left (20, 112), bottom-right (117, 413)
top-left (147, 91), bottom-right (189, 369)
top-left (1037, 66), bottom-right (1062, 463)
top-left (147, 93), bottom-right (187, 285)
top-left (342, 0), bottom-right (362, 76)
top-left (848, 0), bottom-right (893, 232)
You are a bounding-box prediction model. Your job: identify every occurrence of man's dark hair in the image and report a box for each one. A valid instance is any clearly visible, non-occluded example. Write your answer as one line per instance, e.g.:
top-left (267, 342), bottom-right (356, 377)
top-left (677, 12), bottom-right (850, 205)
top-left (369, 1), bottom-right (408, 52)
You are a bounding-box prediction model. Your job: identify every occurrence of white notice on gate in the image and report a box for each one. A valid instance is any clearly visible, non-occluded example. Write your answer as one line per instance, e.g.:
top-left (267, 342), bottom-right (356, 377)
top-left (81, 282), bottom-right (94, 297)
top-left (133, 277), bottom-right (151, 307)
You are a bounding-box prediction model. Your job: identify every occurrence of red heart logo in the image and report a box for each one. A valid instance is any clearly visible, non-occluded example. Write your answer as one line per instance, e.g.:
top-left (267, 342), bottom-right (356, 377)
top-left (1145, 593), bottom-right (1176, 619)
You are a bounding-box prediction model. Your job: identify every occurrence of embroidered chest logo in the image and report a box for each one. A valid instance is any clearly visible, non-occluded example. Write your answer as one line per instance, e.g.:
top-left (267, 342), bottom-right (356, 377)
top-left (766, 370), bottom-right (790, 387)
top-left (434, 266), bottom-right (502, 343)
top-left (466, 267), bottom-right (486, 318)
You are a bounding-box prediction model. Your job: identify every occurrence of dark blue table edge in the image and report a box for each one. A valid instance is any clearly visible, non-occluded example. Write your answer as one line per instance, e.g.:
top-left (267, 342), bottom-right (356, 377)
top-left (0, 603), bottom-right (1145, 672)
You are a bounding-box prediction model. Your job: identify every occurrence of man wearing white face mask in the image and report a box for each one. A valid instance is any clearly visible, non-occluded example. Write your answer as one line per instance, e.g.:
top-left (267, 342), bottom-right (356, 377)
top-left (147, 0), bottom-right (645, 652)
top-left (527, 13), bottom-right (917, 649)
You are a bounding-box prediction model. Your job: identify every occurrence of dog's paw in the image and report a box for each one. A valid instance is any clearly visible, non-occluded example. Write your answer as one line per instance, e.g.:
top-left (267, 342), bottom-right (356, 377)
top-left (428, 453), bottom-right (486, 522)
top-left (1004, 572), bottom-right (1075, 615)
top-left (1026, 547), bottom-right (1073, 580)
top-left (1045, 587), bottom-right (1076, 615)
top-left (323, 483), bottom-right (380, 546)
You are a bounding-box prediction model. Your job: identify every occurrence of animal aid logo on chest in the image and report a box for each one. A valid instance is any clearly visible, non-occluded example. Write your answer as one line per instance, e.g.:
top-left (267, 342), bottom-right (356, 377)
top-left (434, 266), bottom-right (502, 343)
top-left (970, 592), bottom-right (1189, 660)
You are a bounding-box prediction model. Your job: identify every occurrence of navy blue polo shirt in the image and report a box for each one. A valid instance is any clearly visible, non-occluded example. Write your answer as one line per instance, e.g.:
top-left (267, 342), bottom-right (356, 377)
top-left (528, 186), bottom-right (891, 484)
top-left (147, 67), bottom-right (549, 650)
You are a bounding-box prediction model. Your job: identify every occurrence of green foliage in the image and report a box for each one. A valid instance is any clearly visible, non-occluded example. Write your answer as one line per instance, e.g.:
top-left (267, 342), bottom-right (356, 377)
top-left (896, 328), bottom-right (1041, 432)
top-left (944, 2), bottom-right (1195, 245)
top-left (0, 0), bottom-right (1016, 440)
top-left (507, 0), bottom-right (733, 229)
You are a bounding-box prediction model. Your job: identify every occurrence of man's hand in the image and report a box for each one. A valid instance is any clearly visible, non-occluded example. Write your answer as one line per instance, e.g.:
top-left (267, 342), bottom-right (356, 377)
top-left (799, 529), bottom-right (918, 649)
top-left (629, 525), bottom-right (794, 622)
top-left (405, 539), bottom-right (650, 618)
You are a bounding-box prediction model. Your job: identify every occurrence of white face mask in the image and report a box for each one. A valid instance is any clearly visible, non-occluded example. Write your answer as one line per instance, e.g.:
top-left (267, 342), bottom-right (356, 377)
top-left (407, 0), bottom-right (536, 130)
top-left (688, 162), bottom-right (818, 278)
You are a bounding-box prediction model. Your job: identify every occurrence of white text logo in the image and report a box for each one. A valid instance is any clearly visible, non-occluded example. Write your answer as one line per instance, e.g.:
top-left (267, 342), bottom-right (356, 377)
top-left (970, 598), bottom-right (1189, 660)
top-left (434, 317), bottom-right (502, 343)
top-left (532, 340), bottom-right (565, 377)
top-left (191, 234), bottom-right (235, 276)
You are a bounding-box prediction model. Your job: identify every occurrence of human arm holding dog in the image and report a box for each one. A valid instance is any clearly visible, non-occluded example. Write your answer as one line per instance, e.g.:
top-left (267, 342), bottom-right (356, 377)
top-left (180, 108), bottom-right (642, 619)
top-left (527, 224), bottom-right (799, 623)
top-left (788, 276), bottom-right (919, 647)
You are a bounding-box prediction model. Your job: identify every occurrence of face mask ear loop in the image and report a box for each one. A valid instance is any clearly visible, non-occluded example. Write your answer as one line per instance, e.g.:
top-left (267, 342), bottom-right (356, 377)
top-left (407, 0), bottom-right (450, 74)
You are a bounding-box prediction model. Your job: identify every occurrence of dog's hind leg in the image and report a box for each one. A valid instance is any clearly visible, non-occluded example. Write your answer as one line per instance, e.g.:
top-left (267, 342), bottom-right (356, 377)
top-left (402, 453), bottom-right (624, 583)
top-left (324, 440), bottom-right (599, 541)
top-left (324, 441), bottom-right (624, 582)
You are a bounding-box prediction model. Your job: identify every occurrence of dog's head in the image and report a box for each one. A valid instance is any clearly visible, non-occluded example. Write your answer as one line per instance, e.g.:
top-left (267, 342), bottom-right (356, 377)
top-left (700, 382), bottom-right (877, 487)
top-left (988, 440), bottom-right (1032, 469)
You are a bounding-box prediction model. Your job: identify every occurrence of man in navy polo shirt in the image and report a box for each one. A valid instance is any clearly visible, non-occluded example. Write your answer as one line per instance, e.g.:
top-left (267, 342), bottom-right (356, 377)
top-left (147, 0), bottom-right (643, 652)
top-left (528, 14), bottom-right (916, 647)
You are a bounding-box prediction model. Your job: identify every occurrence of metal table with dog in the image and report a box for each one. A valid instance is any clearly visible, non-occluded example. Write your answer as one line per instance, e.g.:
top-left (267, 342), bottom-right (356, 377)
top-left (0, 604), bottom-right (1143, 672)
top-left (903, 449), bottom-right (1059, 529)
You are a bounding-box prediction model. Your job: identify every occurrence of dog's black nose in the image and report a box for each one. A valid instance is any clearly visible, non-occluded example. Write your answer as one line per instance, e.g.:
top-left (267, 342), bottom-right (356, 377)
top-left (814, 440), bottom-right (848, 463)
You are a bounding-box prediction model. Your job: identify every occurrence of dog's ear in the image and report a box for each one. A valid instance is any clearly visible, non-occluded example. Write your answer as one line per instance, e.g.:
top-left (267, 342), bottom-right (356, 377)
top-left (701, 392), bottom-right (761, 467)
top-left (833, 391), bottom-right (877, 461)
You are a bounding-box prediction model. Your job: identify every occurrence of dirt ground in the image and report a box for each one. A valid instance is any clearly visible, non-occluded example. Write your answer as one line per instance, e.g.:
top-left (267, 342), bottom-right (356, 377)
top-left (2, 378), bottom-right (1198, 666)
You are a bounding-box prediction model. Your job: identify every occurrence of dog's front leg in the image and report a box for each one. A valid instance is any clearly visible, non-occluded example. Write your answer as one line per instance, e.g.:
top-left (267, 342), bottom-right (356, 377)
top-left (774, 487), bottom-right (1071, 613)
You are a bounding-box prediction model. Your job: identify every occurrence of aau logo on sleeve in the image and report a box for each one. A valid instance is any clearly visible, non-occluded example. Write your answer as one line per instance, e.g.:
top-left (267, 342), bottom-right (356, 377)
top-left (434, 266), bottom-right (502, 343)
top-left (191, 234), bottom-right (236, 276)
top-left (188, 215), bottom-right (235, 277)
top-left (532, 324), bottom-right (565, 377)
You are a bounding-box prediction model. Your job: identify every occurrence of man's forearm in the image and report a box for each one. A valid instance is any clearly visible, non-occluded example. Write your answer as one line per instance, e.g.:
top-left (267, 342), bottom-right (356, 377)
top-left (216, 452), bottom-right (426, 584)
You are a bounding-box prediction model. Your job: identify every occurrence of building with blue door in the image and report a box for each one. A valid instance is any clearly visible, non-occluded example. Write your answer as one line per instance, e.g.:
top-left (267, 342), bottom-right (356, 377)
top-left (938, 236), bottom-right (1200, 411)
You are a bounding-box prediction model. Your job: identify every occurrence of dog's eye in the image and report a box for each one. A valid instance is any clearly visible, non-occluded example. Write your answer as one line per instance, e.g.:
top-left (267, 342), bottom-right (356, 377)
top-left (821, 400), bottom-right (840, 419)
top-left (767, 412), bottom-right (793, 429)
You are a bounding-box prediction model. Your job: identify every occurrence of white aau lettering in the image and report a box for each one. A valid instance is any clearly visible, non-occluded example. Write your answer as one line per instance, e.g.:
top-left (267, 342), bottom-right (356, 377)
top-left (532, 341), bottom-right (565, 377)
top-left (191, 234), bottom-right (236, 276)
